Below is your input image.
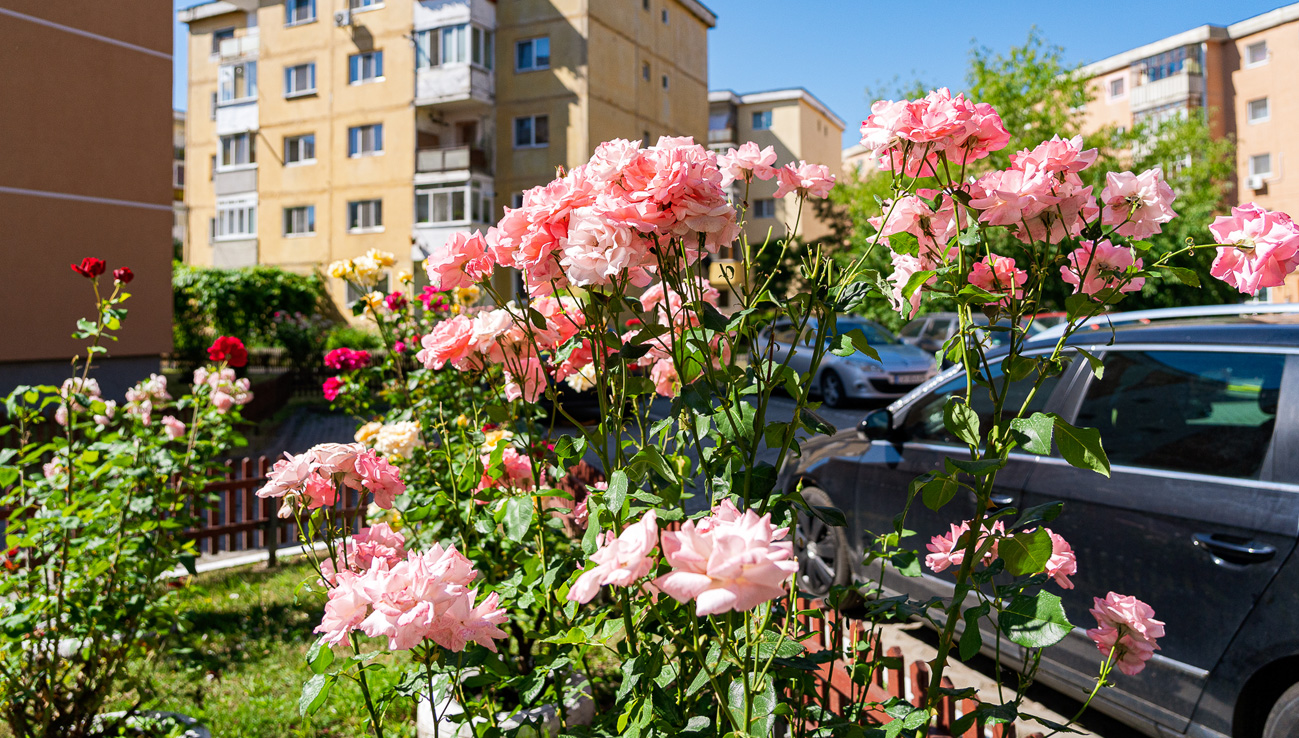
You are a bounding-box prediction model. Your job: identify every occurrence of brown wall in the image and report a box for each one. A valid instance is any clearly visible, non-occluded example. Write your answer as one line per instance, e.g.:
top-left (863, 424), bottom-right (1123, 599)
top-left (0, 1), bottom-right (174, 364)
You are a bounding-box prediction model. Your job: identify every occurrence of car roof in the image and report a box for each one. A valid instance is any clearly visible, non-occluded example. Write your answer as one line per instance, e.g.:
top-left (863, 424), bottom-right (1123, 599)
top-left (1058, 313), bottom-right (1299, 348)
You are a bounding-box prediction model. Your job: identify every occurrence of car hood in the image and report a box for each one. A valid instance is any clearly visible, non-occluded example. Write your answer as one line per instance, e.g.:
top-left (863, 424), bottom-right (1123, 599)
top-left (843, 342), bottom-right (935, 372)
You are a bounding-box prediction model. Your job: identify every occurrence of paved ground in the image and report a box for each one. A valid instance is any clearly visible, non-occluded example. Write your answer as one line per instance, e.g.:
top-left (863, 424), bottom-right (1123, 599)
top-left (237, 405), bottom-right (358, 461)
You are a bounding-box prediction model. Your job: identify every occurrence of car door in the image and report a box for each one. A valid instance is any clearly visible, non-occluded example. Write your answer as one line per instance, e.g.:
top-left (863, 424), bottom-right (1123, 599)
top-left (1019, 347), bottom-right (1299, 732)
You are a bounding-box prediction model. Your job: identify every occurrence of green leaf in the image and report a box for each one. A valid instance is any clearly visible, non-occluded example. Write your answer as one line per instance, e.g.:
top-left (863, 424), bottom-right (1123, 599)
top-left (921, 476), bottom-right (959, 511)
top-left (843, 328), bottom-right (882, 362)
top-left (890, 550), bottom-right (921, 578)
top-left (943, 399), bottom-right (980, 447)
top-left (944, 456), bottom-right (1006, 477)
top-left (901, 269), bottom-right (937, 301)
top-left (307, 638), bottom-right (334, 675)
top-left (998, 591), bottom-right (1072, 649)
top-left (998, 528), bottom-right (1053, 576)
top-left (299, 673), bottom-right (334, 716)
top-left (1049, 413), bottom-right (1110, 477)
top-left (728, 674), bottom-right (776, 737)
top-left (606, 470), bottom-right (629, 520)
top-left (1000, 354), bottom-right (1037, 383)
top-left (1013, 501), bottom-right (1064, 531)
top-left (807, 504), bottom-right (846, 528)
top-left (504, 496), bottom-right (534, 541)
top-left (798, 407), bottom-right (836, 436)
top-left (700, 302), bottom-right (730, 333)
top-left (959, 603), bottom-right (990, 661)
top-left (1074, 346), bottom-right (1105, 379)
top-left (1009, 412), bottom-right (1054, 455)
top-left (1164, 265), bottom-right (1201, 287)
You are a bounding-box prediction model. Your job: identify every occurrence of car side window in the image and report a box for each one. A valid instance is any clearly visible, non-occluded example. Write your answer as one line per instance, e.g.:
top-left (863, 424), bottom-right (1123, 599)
top-left (898, 321), bottom-right (925, 339)
top-left (904, 367), bottom-right (1061, 444)
top-left (772, 325), bottom-right (798, 344)
top-left (1075, 350), bottom-right (1284, 479)
top-left (922, 319), bottom-right (951, 341)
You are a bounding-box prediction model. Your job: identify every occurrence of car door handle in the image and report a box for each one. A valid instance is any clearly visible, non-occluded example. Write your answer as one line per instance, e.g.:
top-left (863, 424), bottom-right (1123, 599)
top-left (1192, 533), bottom-right (1277, 564)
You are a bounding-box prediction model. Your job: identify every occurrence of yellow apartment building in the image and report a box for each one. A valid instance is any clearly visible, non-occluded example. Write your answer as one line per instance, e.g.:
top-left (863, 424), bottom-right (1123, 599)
top-left (179, 0), bottom-right (716, 311)
top-left (707, 88), bottom-right (845, 247)
top-left (0, 1), bottom-right (175, 396)
top-left (1078, 2), bottom-right (1299, 301)
top-left (174, 110), bottom-right (188, 257)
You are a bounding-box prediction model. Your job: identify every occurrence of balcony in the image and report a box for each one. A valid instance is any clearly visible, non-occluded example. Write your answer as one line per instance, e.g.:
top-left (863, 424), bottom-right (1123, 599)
top-left (1130, 71), bottom-right (1205, 113)
top-left (215, 100), bottom-right (257, 135)
top-left (218, 29), bottom-right (258, 60)
top-left (708, 128), bottom-right (737, 147)
top-left (415, 65), bottom-right (494, 109)
top-left (417, 146), bottom-right (489, 174)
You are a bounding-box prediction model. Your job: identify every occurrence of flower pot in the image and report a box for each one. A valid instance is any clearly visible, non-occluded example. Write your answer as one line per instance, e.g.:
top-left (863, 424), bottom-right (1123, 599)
top-left (417, 673), bottom-right (593, 738)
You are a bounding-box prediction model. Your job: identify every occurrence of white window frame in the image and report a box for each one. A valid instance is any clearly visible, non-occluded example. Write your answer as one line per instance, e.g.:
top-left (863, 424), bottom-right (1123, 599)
top-left (414, 181), bottom-right (493, 226)
top-left (752, 110), bottom-right (772, 130)
top-left (349, 50), bottom-right (384, 85)
top-left (1107, 75), bottom-right (1125, 101)
top-left (349, 0), bottom-right (383, 10)
top-left (284, 134), bottom-right (316, 166)
top-left (285, 0), bottom-right (315, 26)
top-left (1246, 40), bottom-right (1269, 68)
top-left (284, 62), bottom-right (316, 97)
top-left (347, 199), bottom-right (384, 233)
top-left (211, 27), bottom-right (235, 56)
top-left (513, 114), bottom-right (549, 149)
top-left (215, 196), bottom-right (257, 241)
top-left (218, 132), bottom-right (256, 170)
top-left (283, 205), bottom-right (316, 236)
top-left (348, 124), bottom-right (384, 157)
top-left (1248, 97), bottom-right (1270, 124)
top-left (753, 199), bottom-right (776, 219)
top-left (218, 61), bottom-right (258, 103)
top-left (515, 36), bottom-right (550, 72)
top-left (415, 24), bottom-right (493, 70)
top-left (1250, 153), bottom-right (1273, 178)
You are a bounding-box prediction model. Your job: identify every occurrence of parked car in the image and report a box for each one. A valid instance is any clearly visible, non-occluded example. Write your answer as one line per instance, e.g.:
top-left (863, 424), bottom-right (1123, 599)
top-left (756, 318), bottom-right (936, 408)
top-left (781, 310), bottom-right (1299, 738)
top-left (896, 312), bottom-right (1019, 362)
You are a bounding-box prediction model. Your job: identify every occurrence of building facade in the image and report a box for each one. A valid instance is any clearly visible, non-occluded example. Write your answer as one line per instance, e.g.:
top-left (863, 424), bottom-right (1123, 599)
top-left (179, 0), bottom-right (716, 310)
top-left (1078, 3), bottom-right (1299, 301)
top-left (707, 88), bottom-right (844, 246)
top-left (0, 1), bottom-right (175, 396)
top-left (174, 110), bottom-right (188, 257)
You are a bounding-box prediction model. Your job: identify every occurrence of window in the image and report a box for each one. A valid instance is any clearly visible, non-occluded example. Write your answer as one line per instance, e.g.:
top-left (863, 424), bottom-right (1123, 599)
top-left (218, 61), bottom-right (257, 102)
top-left (442, 24), bottom-right (468, 64)
top-left (661, 74), bottom-right (669, 90)
top-left (284, 62), bottom-right (316, 97)
top-left (510, 192), bottom-right (525, 208)
top-left (173, 161), bottom-right (185, 188)
top-left (897, 321), bottom-right (924, 340)
top-left (218, 133), bottom-right (255, 168)
top-left (350, 0), bottom-right (382, 9)
top-left (1108, 76), bottom-right (1125, 100)
top-left (514, 115), bottom-right (549, 148)
top-left (1246, 40), bottom-right (1269, 67)
top-left (347, 200), bottom-right (383, 231)
top-left (1076, 350), bottom-right (1284, 478)
top-left (753, 199), bottom-right (775, 219)
top-left (642, 0), bottom-right (649, 9)
top-left (416, 24), bottom-right (493, 69)
top-left (1248, 97), bottom-right (1270, 123)
top-left (284, 134), bottom-right (315, 164)
top-left (752, 110), bottom-right (772, 130)
top-left (661, 8), bottom-right (668, 23)
top-left (349, 51), bottom-right (384, 84)
top-left (212, 27), bottom-right (234, 55)
top-left (642, 62), bottom-right (650, 81)
top-left (1250, 153), bottom-right (1272, 177)
top-left (348, 124), bottom-right (384, 157)
top-left (1137, 45), bottom-right (1202, 83)
top-left (215, 198), bottom-right (257, 239)
top-left (471, 26), bottom-right (493, 68)
top-left (904, 365), bottom-right (1060, 445)
top-left (284, 205), bottom-right (316, 235)
top-left (285, 0), bottom-right (315, 25)
top-left (415, 181), bottom-right (492, 225)
top-left (209, 154), bottom-right (216, 180)
top-left (516, 37), bottom-right (550, 71)
top-left (210, 92), bottom-right (217, 120)
top-left (642, 130), bottom-right (651, 146)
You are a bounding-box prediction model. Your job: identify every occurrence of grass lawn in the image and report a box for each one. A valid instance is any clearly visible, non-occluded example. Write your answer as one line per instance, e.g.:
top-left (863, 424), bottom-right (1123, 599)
top-left (106, 558), bottom-right (416, 738)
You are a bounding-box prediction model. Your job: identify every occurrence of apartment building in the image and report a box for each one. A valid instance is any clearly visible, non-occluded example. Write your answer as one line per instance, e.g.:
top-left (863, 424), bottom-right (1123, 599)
top-left (1078, 2), bottom-right (1299, 301)
top-left (179, 0), bottom-right (716, 310)
top-left (0, 1), bottom-right (174, 396)
top-left (174, 110), bottom-right (188, 257)
top-left (707, 88), bottom-right (845, 247)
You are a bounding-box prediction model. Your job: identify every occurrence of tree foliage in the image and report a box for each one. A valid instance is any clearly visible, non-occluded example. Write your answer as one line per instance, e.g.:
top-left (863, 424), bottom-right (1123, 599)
top-left (173, 263), bottom-right (331, 361)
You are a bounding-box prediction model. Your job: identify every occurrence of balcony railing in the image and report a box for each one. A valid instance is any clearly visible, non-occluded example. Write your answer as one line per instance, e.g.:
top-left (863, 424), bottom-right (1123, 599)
top-left (416, 146), bottom-right (488, 174)
top-left (1130, 71), bottom-right (1205, 112)
top-left (218, 30), bottom-right (259, 60)
top-left (708, 128), bottom-right (736, 145)
top-left (415, 65), bottom-right (494, 107)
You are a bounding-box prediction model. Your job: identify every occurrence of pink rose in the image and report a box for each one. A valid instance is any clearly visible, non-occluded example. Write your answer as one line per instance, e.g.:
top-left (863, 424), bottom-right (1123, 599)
top-left (650, 359), bottom-right (679, 398)
top-left (968, 254), bottom-right (1027, 305)
top-left (924, 520), bottom-right (1004, 573)
top-left (568, 511), bottom-right (659, 603)
top-left (1060, 239), bottom-right (1144, 298)
top-left (321, 377), bottom-right (344, 402)
top-left (416, 315), bottom-right (477, 370)
top-left (353, 449), bottom-right (405, 509)
top-left (886, 252), bottom-right (931, 318)
top-left (774, 161), bottom-right (835, 199)
top-left (1086, 592), bottom-right (1164, 676)
top-left (718, 142), bottom-right (778, 188)
top-left (1208, 203), bottom-right (1299, 295)
top-left (425, 230), bottom-right (493, 290)
top-left (161, 415), bottom-right (186, 441)
top-left (1044, 528), bottom-right (1077, 589)
top-left (1100, 168), bottom-right (1177, 239)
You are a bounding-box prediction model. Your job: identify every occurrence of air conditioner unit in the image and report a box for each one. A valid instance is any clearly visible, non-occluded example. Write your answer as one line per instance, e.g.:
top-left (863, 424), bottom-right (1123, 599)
top-left (334, 9), bottom-right (352, 26)
top-left (1248, 175), bottom-right (1266, 191)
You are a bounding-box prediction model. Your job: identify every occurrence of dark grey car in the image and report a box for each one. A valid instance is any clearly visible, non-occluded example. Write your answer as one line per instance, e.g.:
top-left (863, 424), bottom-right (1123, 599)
top-left (781, 316), bottom-right (1299, 738)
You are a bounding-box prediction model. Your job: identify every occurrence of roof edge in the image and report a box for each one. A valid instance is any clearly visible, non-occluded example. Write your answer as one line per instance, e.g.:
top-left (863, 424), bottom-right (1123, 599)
top-left (677, 0), bottom-right (717, 28)
top-left (709, 87), bottom-right (846, 131)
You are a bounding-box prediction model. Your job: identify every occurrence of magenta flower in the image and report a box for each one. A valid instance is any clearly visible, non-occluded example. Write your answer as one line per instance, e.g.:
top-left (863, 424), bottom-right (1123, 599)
top-left (322, 376), bottom-right (344, 401)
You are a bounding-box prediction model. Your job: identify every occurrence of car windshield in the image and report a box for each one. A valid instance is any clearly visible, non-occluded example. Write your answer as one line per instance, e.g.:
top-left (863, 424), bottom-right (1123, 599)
top-left (831, 321), bottom-right (899, 346)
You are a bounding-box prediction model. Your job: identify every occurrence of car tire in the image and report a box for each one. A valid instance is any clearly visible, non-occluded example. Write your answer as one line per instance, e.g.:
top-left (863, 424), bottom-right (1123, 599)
top-left (1265, 683), bottom-right (1299, 738)
top-left (795, 486), bottom-right (852, 600)
top-left (820, 370), bottom-right (847, 409)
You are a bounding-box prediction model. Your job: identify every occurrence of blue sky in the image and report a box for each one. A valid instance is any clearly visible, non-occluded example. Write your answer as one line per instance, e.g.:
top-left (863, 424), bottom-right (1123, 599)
top-left (173, 0), bottom-right (1291, 147)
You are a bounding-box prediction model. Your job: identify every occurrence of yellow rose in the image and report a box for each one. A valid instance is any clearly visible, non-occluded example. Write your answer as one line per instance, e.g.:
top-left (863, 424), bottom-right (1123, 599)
top-left (455, 285), bottom-right (481, 306)
top-left (396, 270), bottom-right (413, 284)
top-left (355, 421), bottom-right (383, 445)
top-left (350, 256), bottom-right (382, 288)
top-left (327, 259), bottom-right (355, 280)
top-left (482, 428), bottom-right (514, 454)
top-left (362, 291), bottom-right (385, 312)
top-left (365, 249), bottom-right (397, 268)
top-left (454, 414), bottom-right (470, 428)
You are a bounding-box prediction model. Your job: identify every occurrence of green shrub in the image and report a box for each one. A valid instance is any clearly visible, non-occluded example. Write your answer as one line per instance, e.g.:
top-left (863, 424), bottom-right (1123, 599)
top-left (324, 324), bottom-right (383, 353)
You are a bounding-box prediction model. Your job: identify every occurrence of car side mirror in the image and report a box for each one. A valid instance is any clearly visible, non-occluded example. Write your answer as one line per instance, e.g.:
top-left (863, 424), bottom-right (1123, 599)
top-left (857, 409), bottom-right (893, 442)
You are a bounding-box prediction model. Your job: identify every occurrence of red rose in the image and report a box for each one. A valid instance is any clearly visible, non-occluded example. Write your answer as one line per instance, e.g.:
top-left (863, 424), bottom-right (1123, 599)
top-left (113, 267), bottom-right (134, 284)
top-left (71, 257), bottom-right (106, 279)
top-left (322, 376), bottom-right (344, 401)
top-left (207, 336), bottom-right (248, 368)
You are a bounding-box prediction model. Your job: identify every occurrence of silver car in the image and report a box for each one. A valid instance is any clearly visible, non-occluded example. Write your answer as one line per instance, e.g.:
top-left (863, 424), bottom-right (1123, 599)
top-left (757, 318), bottom-right (936, 407)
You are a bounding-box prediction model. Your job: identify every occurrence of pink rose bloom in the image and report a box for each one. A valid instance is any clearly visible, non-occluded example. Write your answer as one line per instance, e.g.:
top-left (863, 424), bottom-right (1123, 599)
top-left (315, 571), bottom-right (371, 645)
top-left (718, 142), bottom-right (778, 188)
top-left (321, 377), bottom-right (343, 402)
top-left (869, 195), bottom-right (958, 255)
top-left (560, 205), bottom-right (654, 287)
top-left (416, 315), bottom-right (477, 370)
top-left (1086, 592), bottom-right (1164, 676)
top-left (924, 521), bottom-right (1004, 573)
top-left (312, 442), bottom-right (364, 479)
top-left (968, 254), bottom-right (1027, 305)
top-left (323, 523), bottom-right (408, 582)
top-left (479, 446), bottom-right (535, 492)
top-left (1044, 528), bottom-right (1077, 590)
top-left (301, 472), bottom-right (337, 511)
top-left (93, 399), bottom-right (117, 427)
top-left (774, 161), bottom-right (835, 199)
top-left (650, 359), bottom-right (679, 398)
top-left (1060, 239), bottom-right (1145, 297)
top-left (886, 252), bottom-right (930, 318)
top-left (425, 230), bottom-right (493, 290)
top-left (568, 511), bottom-right (659, 603)
top-left (969, 168), bottom-right (1051, 227)
top-left (653, 505), bottom-right (798, 616)
top-left (503, 355), bottom-right (548, 404)
top-left (324, 348), bottom-right (371, 372)
top-left (1100, 168), bottom-right (1177, 239)
top-left (257, 451), bottom-right (318, 500)
top-left (161, 415), bottom-right (186, 441)
top-left (1010, 135), bottom-right (1097, 176)
top-left (1209, 203), bottom-right (1299, 295)
top-left (353, 449), bottom-right (405, 509)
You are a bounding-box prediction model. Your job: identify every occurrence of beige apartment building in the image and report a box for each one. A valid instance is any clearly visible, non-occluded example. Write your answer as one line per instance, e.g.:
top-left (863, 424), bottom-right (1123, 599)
top-left (179, 0), bottom-right (716, 310)
top-left (0, 1), bottom-right (175, 396)
top-left (707, 88), bottom-right (845, 247)
top-left (1079, 2), bottom-right (1299, 301)
top-left (175, 110), bottom-right (188, 256)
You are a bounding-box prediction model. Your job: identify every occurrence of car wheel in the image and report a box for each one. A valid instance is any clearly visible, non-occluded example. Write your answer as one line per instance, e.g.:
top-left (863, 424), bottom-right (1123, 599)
top-left (795, 486), bottom-right (852, 599)
top-left (820, 370), bottom-right (847, 409)
top-left (1265, 683), bottom-right (1299, 738)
